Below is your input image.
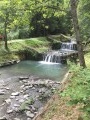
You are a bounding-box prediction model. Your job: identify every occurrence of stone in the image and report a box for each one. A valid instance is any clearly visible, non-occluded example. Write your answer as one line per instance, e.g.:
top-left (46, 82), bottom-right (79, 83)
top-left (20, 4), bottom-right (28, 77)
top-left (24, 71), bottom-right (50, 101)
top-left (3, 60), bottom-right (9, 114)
top-left (20, 85), bottom-right (25, 89)
top-left (19, 99), bottom-right (24, 103)
top-left (22, 80), bottom-right (28, 83)
top-left (24, 94), bottom-right (29, 99)
top-left (30, 105), bottom-right (36, 112)
top-left (11, 92), bottom-right (19, 96)
top-left (39, 88), bottom-right (46, 93)
top-left (5, 99), bottom-right (11, 104)
top-left (14, 104), bottom-right (20, 107)
top-left (0, 90), bottom-right (5, 95)
top-left (19, 77), bottom-right (29, 80)
top-left (10, 96), bottom-right (15, 99)
top-left (0, 116), bottom-right (7, 120)
top-left (5, 87), bottom-right (10, 90)
top-left (7, 109), bottom-right (13, 114)
top-left (14, 118), bottom-right (20, 120)
top-left (27, 118), bottom-right (31, 120)
top-left (26, 111), bottom-right (34, 118)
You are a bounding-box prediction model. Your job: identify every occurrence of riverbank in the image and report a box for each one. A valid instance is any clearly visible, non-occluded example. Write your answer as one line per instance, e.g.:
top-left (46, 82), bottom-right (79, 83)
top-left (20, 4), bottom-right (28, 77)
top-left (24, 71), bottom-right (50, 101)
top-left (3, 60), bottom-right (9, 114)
top-left (35, 53), bottom-right (90, 120)
top-left (0, 34), bottom-right (71, 66)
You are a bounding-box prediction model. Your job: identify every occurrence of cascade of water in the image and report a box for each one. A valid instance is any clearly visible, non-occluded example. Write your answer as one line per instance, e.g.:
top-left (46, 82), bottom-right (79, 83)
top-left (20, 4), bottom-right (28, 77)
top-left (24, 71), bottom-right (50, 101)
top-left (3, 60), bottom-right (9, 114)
top-left (41, 41), bottom-right (77, 64)
top-left (43, 51), bottom-right (62, 63)
top-left (61, 42), bottom-right (77, 50)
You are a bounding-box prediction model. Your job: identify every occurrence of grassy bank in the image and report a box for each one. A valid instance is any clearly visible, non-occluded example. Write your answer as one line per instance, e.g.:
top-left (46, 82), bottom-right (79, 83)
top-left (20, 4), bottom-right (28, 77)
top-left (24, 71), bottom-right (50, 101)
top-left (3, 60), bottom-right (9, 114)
top-left (36, 53), bottom-right (90, 120)
top-left (0, 34), bottom-right (70, 64)
top-left (0, 37), bottom-right (50, 64)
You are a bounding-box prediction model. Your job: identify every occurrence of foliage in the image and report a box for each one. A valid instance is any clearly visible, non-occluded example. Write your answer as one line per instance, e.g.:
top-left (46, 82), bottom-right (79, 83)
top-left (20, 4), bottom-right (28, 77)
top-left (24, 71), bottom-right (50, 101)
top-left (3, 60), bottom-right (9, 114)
top-left (0, 0), bottom-right (73, 41)
top-left (78, 0), bottom-right (90, 41)
top-left (19, 98), bottom-right (34, 111)
top-left (61, 53), bottom-right (90, 119)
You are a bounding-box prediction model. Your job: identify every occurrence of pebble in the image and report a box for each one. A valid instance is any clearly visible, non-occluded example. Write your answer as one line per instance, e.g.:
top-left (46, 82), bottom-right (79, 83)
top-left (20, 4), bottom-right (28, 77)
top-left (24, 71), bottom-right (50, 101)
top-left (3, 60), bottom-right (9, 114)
top-left (11, 92), bottom-right (19, 96)
top-left (7, 109), bottom-right (13, 114)
top-left (14, 118), bottom-right (20, 120)
top-left (27, 118), bottom-right (31, 120)
top-left (19, 99), bottom-right (24, 103)
top-left (0, 116), bottom-right (7, 120)
top-left (24, 94), bottom-right (29, 99)
top-left (14, 104), bottom-right (20, 107)
top-left (0, 90), bottom-right (5, 95)
top-left (19, 76), bottom-right (29, 80)
top-left (26, 111), bottom-right (34, 118)
top-left (5, 99), bottom-right (11, 104)
top-left (10, 96), bottom-right (15, 99)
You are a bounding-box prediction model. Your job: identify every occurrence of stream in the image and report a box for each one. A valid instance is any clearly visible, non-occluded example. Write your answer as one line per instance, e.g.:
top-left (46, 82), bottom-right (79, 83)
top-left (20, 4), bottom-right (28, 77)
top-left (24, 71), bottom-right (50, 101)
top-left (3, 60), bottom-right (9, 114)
top-left (0, 60), bottom-right (68, 120)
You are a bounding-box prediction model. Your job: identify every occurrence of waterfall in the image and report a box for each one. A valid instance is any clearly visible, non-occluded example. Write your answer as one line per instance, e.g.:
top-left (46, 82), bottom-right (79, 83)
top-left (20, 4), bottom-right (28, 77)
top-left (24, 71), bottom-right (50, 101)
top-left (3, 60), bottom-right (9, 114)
top-left (61, 42), bottom-right (77, 51)
top-left (42, 51), bottom-right (62, 63)
top-left (40, 41), bottom-right (77, 64)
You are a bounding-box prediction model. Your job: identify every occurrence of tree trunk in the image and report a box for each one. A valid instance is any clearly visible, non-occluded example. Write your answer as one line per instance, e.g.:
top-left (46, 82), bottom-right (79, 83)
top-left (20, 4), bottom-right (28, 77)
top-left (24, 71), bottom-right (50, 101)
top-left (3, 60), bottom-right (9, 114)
top-left (70, 0), bottom-right (86, 68)
top-left (4, 20), bottom-right (8, 50)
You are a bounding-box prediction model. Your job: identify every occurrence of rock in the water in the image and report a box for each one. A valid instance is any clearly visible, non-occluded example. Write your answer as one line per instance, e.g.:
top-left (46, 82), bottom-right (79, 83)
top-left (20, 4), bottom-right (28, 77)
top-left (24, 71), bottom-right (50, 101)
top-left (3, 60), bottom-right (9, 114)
top-left (27, 118), bottom-right (31, 120)
top-left (24, 94), bottom-right (29, 99)
top-left (14, 104), bottom-right (20, 107)
top-left (7, 109), bottom-right (13, 114)
top-left (19, 99), bottom-right (24, 103)
top-left (14, 118), bottom-right (20, 120)
top-left (5, 87), bottom-right (10, 90)
top-left (0, 116), bottom-right (7, 120)
top-left (19, 77), bottom-right (29, 80)
top-left (5, 99), bottom-right (11, 104)
top-left (26, 111), bottom-right (34, 118)
top-left (30, 105), bottom-right (36, 112)
top-left (10, 95), bottom-right (16, 99)
top-left (0, 90), bottom-right (5, 95)
top-left (11, 92), bottom-right (19, 96)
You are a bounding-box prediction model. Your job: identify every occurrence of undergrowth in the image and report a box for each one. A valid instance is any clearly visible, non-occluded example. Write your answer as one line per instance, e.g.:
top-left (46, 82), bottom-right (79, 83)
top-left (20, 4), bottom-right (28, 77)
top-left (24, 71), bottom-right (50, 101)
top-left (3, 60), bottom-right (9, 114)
top-left (61, 53), bottom-right (90, 120)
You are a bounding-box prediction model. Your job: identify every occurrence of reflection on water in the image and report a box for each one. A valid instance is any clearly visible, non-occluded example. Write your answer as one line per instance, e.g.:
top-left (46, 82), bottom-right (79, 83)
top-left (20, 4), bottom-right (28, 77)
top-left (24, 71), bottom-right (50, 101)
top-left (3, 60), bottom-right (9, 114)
top-left (0, 60), bottom-right (68, 81)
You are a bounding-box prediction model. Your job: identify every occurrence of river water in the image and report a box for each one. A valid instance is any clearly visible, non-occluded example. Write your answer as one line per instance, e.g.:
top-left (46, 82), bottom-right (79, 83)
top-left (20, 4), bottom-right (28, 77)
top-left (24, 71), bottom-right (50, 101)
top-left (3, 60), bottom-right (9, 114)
top-left (0, 60), bottom-right (68, 82)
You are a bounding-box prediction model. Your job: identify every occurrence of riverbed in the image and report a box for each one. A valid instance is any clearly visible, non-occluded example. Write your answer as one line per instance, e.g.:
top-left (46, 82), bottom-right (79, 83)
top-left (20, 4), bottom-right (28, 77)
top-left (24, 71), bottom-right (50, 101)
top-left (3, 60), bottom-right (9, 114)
top-left (0, 60), bottom-right (68, 120)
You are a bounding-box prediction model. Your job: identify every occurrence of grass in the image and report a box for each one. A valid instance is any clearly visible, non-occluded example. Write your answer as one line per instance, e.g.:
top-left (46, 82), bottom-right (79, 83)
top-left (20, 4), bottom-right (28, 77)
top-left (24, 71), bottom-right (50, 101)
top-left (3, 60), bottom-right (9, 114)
top-left (0, 37), bottom-right (50, 63)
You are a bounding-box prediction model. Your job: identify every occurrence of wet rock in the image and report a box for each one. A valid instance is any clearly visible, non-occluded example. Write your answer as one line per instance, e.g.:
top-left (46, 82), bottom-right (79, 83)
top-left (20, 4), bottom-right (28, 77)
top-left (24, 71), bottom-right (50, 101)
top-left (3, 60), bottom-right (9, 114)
top-left (10, 96), bottom-right (16, 99)
top-left (39, 88), bottom-right (46, 93)
top-left (22, 80), bottom-right (28, 83)
top-left (30, 105), bottom-right (36, 112)
top-left (7, 109), bottom-right (13, 114)
top-left (0, 90), bottom-right (5, 95)
top-left (19, 99), bottom-right (24, 103)
top-left (5, 87), bottom-right (10, 90)
top-left (11, 92), bottom-right (19, 96)
top-left (0, 116), bottom-right (7, 120)
top-left (27, 118), bottom-right (31, 120)
top-left (26, 111), bottom-right (34, 118)
top-left (24, 94), bottom-right (29, 99)
top-left (14, 104), bottom-right (20, 107)
top-left (20, 85), bottom-right (25, 89)
top-left (14, 118), bottom-right (20, 120)
top-left (19, 77), bottom-right (29, 80)
top-left (5, 99), bottom-right (11, 104)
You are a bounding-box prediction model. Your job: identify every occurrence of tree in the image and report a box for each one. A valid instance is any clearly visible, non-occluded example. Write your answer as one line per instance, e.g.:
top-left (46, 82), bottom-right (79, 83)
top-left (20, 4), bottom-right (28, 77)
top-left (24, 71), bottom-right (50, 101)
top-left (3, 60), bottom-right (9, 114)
top-left (78, 0), bottom-right (90, 42)
top-left (70, 0), bottom-right (86, 68)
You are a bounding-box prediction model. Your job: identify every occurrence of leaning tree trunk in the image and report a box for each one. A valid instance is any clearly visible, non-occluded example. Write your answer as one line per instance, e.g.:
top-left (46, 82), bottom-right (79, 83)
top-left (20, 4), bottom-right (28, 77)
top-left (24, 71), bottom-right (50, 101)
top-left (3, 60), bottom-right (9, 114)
top-left (70, 0), bottom-right (86, 68)
top-left (4, 20), bottom-right (8, 50)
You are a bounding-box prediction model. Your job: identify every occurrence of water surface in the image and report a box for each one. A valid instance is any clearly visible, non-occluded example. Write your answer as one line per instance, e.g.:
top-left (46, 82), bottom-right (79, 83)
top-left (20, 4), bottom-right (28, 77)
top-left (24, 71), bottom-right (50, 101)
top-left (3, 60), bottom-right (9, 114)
top-left (0, 60), bottom-right (68, 81)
